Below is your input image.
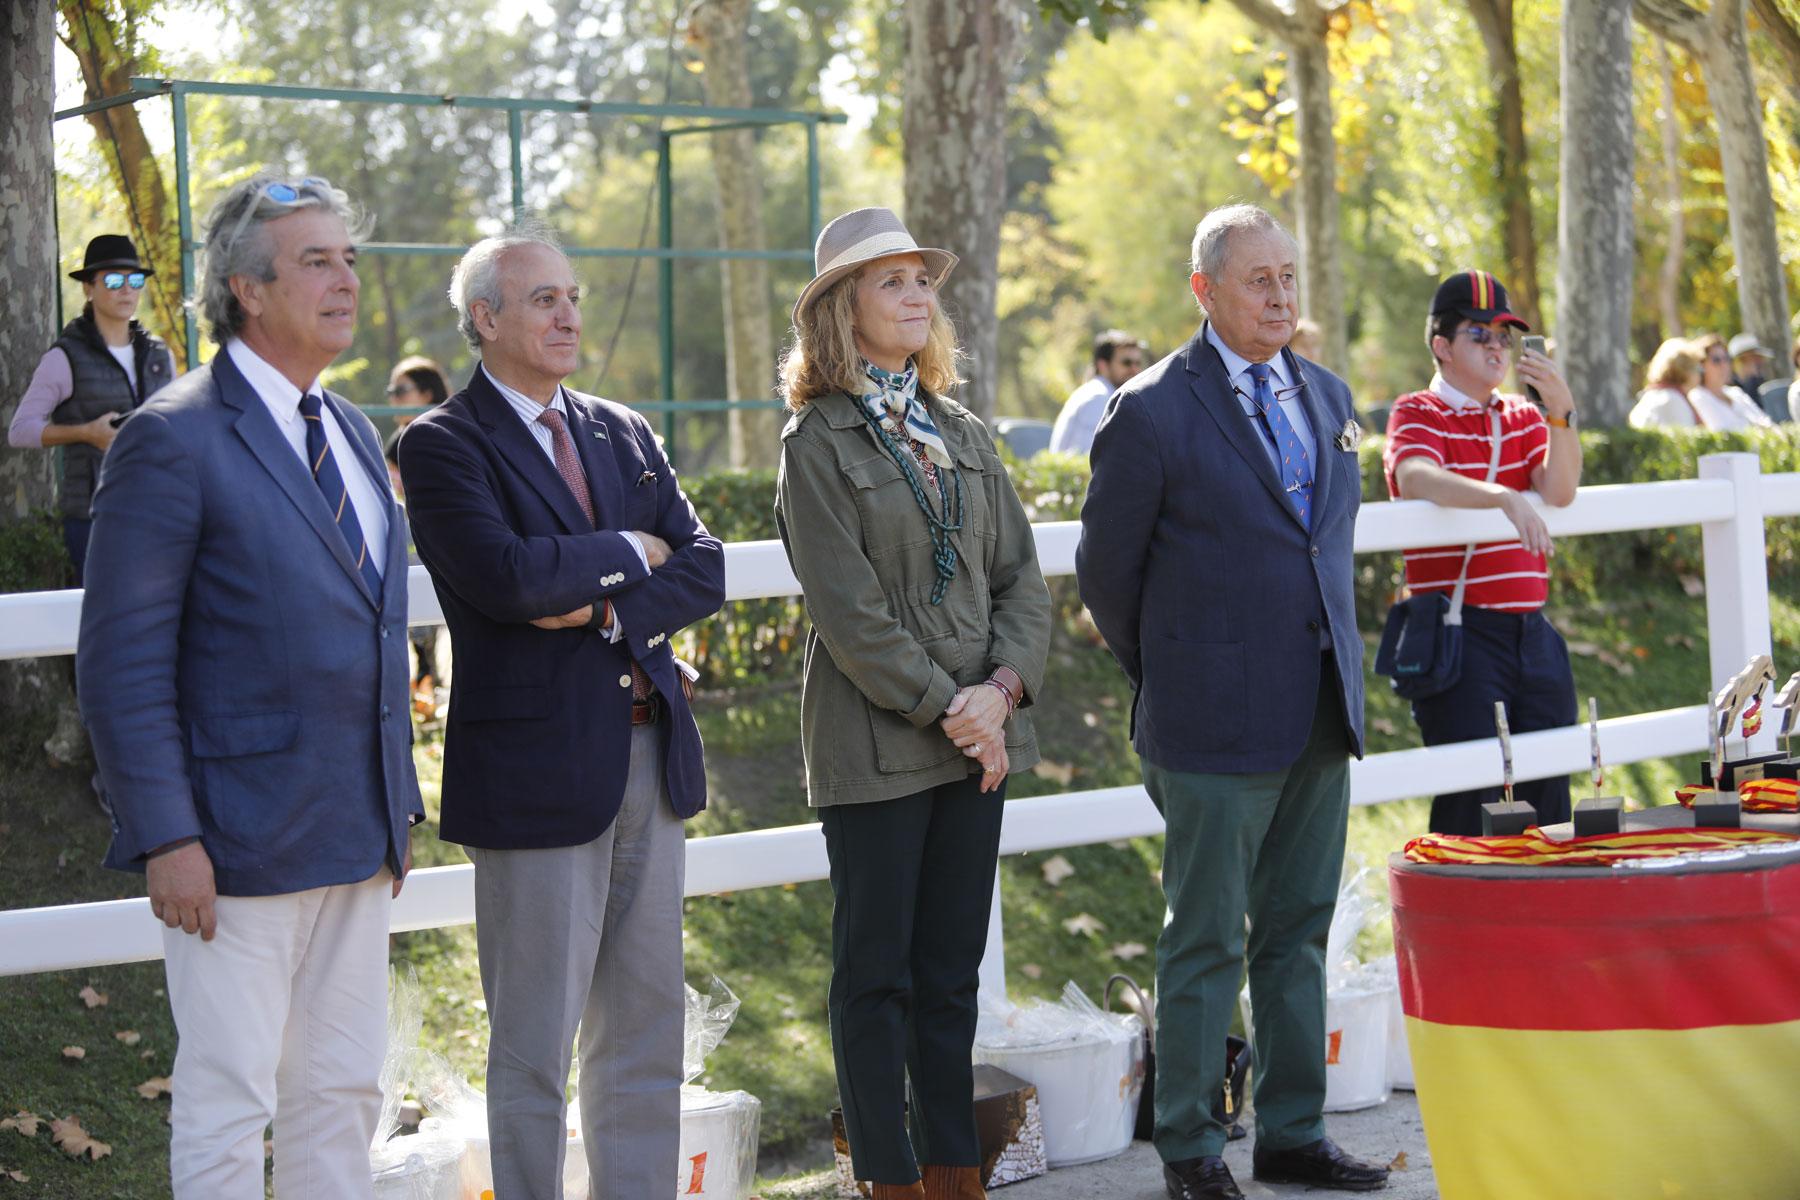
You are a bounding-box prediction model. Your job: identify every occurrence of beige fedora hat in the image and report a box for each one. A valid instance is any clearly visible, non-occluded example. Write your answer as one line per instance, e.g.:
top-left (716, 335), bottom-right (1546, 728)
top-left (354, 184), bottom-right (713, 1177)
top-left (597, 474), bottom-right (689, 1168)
top-left (791, 207), bottom-right (958, 326)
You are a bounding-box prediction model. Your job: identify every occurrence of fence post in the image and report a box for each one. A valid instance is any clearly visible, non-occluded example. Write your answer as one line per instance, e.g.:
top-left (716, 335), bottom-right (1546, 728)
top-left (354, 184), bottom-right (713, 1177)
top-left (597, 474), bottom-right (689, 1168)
top-left (1699, 452), bottom-right (1776, 753)
top-left (977, 875), bottom-right (1006, 1003)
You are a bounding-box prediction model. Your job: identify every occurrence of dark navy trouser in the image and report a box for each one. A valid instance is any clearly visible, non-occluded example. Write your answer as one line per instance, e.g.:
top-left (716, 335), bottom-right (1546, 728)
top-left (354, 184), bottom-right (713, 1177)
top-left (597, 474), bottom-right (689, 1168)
top-left (1411, 606), bottom-right (1577, 835)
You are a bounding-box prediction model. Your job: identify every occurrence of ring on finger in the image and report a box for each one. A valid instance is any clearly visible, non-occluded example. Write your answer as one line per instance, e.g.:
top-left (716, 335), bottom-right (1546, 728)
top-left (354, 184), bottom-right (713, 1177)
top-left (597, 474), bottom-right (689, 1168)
top-left (971, 742), bottom-right (983, 754)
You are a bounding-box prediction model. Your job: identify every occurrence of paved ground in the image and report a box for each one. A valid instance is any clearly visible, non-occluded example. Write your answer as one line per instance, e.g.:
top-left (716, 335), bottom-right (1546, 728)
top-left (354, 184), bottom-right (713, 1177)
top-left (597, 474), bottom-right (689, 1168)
top-left (992, 1092), bottom-right (1434, 1199)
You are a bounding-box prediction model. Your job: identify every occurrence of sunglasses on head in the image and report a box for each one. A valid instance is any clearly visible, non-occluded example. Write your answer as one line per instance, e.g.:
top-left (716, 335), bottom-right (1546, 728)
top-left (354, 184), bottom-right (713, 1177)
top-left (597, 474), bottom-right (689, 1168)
top-left (98, 271), bottom-right (147, 291)
top-left (220, 177), bottom-right (332, 255)
top-left (1457, 326), bottom-right (1515, 350)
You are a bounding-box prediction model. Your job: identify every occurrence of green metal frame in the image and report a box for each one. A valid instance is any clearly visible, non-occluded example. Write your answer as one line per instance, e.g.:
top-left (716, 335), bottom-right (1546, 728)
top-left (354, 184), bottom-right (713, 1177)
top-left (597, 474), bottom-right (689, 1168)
top-left (54, 77), bottom-right (844, 461)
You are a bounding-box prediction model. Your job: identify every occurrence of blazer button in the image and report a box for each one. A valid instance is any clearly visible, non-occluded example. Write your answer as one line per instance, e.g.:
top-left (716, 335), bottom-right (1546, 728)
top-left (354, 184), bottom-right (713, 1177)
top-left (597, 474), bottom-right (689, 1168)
top-left (619, 674), bottom-right (633, 688)
top-left (1310, 545), bottom-right (1320, 558)
top-left (380, 626), bottom-right (389, 639)
top-left (381, 704), bottom-right (391, 720)
top-left (1307, 620), bottom-right (1320, 633)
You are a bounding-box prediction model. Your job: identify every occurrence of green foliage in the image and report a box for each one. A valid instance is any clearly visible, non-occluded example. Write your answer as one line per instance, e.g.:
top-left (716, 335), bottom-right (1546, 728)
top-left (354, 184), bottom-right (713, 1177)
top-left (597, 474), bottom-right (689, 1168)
top-left (0, 512), bottom-right (71, 594)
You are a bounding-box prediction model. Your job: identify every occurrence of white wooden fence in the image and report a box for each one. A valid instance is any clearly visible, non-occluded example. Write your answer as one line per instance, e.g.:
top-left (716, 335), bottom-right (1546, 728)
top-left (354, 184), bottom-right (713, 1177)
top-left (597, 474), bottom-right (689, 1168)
top-left (0, 452), bottom-right (1790, 989)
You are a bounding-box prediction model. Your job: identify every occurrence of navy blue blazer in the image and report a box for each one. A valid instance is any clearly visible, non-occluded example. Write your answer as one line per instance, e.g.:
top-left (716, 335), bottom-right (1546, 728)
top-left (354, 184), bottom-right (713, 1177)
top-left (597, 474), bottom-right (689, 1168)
top-left (79, 349), bottom-right (423, 896)
top-left (1076, 323), bottom-right (1365, 774)
top-left (396, 370), bottom-right (725, 850)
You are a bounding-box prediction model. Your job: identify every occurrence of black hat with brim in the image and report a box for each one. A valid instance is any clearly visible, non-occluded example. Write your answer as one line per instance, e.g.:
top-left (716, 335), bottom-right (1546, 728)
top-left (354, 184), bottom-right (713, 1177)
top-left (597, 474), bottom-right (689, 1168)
top-left (70, 234), bottom-right (153, 281)
top-left (1431, 269), bottom-right (1529, 331)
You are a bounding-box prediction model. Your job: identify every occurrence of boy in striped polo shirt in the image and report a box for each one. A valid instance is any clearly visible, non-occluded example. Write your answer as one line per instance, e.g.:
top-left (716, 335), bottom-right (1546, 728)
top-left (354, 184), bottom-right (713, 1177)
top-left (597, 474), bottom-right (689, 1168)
top-left (1383, 270), bottom-right (1583, 834)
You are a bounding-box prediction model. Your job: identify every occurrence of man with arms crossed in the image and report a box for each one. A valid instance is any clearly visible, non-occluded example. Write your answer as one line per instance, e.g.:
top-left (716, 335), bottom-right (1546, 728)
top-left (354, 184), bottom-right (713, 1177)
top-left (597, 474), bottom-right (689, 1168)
top-left (398, 227), bottom-right (725, 1198)
top-left (78, 175), bottom-right (421, 1198)
top-left (1077, 204), bottom-right (1386, 1199)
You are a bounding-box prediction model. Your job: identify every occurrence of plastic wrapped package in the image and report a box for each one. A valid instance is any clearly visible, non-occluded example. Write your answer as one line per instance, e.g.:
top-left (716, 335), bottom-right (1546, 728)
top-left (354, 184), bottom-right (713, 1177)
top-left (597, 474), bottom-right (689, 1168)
top-left (1366, 954), bottom-right (1413, 1090)
top-left (972, 981), bottom-right (1144, 1167)
top-left (370, 1129), bottom-right (467, 1200)
top-left (677, 1085), bottom-right (761, 1199)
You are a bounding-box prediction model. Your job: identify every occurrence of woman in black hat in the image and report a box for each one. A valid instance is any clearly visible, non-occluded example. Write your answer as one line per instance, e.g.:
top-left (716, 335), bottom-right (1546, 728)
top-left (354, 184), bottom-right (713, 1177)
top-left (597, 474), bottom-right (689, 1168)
top-left (6, 234), bottom-right (176, 583)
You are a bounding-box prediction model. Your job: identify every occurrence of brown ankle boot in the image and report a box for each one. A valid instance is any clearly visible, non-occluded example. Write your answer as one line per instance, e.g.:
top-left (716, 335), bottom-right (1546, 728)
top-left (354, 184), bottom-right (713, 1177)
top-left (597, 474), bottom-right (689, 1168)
top-left (921, 1164), bottom-right (986, 1200)
top-left (870, 1183), bottom-right (927, 1200)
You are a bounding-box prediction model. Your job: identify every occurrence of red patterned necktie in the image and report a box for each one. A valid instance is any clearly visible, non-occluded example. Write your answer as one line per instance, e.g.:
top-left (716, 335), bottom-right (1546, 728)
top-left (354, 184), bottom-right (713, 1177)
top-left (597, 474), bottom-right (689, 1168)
top-left (537, 407), bottom-right (652, 700)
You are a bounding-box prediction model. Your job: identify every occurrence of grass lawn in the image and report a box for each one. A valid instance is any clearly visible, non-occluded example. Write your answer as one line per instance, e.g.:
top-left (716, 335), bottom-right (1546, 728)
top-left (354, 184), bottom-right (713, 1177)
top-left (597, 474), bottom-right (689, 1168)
top-left (4, 563), bottom-right (1793, 1195)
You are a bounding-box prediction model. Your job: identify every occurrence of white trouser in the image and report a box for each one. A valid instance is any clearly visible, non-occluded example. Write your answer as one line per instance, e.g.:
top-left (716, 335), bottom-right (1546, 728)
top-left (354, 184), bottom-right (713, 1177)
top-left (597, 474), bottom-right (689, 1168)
top-left (161, 870), bottom-right (391, 1200)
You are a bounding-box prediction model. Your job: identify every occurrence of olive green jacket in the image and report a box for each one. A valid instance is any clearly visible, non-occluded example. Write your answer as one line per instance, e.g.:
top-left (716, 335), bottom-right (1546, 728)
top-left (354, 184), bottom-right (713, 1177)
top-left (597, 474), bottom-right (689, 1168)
top-left (775, 389), bottom-right (1053, 806)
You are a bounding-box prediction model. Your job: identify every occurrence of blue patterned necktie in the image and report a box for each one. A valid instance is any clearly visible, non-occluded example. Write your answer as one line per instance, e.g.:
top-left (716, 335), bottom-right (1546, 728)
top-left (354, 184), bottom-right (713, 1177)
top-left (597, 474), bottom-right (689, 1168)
top-left (299, 393), bottom-right (384, 598)
top-left (1248, 361), bottom-right (1313, 529)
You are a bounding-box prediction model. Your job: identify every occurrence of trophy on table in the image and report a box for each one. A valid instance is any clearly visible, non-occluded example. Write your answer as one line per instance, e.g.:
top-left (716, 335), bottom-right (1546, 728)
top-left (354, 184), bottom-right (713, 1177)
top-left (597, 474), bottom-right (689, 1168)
top-left (1481, 701), bottom-right (1538, 835)
top-left (1760, 671), bottom-right (1800, 780)
top-left (1693, 656), bottom-right (1778, 827)
top-left (1573, 696), bottom-right (1624, 836)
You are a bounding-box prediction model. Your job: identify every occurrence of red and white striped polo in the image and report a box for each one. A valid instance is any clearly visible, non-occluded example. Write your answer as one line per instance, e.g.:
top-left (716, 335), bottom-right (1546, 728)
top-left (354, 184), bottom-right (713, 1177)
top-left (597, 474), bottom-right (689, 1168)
top-left (1382, 376), bottom-right (1551, 611)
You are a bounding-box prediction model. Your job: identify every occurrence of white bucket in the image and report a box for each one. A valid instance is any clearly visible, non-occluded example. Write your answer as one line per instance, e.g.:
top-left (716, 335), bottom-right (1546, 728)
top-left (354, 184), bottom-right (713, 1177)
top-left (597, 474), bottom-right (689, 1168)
top-left (973, 1031), bottom-right (1141, 1167)
top-left (1322, 983), bottom-right (1391, 1113)
top-left (676, 1087), bottom-right (761, 1199)
top-left (370, 1131), bottom-right (466, 1200)
top-left (438, 1116), bottom-right (588, 1200)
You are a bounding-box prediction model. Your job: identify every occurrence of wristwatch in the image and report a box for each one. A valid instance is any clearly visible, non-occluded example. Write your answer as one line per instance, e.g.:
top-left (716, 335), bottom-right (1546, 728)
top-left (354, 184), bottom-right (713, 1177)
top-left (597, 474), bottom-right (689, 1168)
top-left (1546, 410), bottom-right (1576, 429)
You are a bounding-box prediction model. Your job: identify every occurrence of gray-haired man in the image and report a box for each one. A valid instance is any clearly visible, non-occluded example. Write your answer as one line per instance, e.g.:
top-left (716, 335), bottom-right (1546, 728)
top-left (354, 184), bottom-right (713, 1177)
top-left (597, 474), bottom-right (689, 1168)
top-left (77, 174), bottom-right (420, 1198)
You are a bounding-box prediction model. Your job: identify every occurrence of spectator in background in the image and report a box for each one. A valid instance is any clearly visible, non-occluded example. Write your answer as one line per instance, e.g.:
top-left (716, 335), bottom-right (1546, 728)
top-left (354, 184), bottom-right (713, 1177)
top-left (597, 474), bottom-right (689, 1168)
top-left (1384, 270), bottom-right (1581, 836)
top-left (1728, 331), bottom-right (1774, 400)
top-left (1788, 334), bottom-right (1800, 421)
top-left (385, 354), bottom-right (449, 426)
top-left (1628, 338), bottom-right (1703, 429)
top-left (7, 235), bottom-right (175, 584)
top-left (1049, 328), bottom-right (1145, 455)
top-left (1289, 317), bottom-right (1323, 361)
top-left (1685, 333), bottom-right (1772, 431)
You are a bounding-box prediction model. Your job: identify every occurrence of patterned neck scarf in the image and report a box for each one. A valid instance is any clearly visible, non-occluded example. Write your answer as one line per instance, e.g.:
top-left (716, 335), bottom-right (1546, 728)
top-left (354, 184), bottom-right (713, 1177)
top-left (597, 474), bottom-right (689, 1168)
top-left (859, 359), bottom-right (951, 469)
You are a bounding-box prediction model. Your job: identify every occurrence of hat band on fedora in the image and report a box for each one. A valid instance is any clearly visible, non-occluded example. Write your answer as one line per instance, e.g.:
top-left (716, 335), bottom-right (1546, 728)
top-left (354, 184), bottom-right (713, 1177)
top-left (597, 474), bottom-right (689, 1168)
top-left (820, 230), bottom-right (927, 275)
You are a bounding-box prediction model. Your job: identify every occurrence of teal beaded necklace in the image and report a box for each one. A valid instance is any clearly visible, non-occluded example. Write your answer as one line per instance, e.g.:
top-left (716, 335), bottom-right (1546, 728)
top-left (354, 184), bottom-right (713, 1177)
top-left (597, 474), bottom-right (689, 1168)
top-left (856, 394), bottom-right (965, 605)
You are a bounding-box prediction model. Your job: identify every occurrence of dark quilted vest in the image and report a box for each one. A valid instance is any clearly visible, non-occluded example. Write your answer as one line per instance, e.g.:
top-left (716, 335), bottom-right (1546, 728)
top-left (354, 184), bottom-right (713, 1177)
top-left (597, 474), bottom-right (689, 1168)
top-left (50, 315), bottom-right (173, 518)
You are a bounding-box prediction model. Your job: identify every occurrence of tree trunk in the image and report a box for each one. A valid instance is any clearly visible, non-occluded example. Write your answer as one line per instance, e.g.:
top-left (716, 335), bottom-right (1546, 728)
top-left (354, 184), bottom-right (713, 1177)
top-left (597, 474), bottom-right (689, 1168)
top-left (1749, 0), bottom-right (1800, 111)
top-left (1, 1), bottom-right (86, 765)
top-left (1637, 0), bottom-right (1792, 375)
top-left (687, 0), bottom-right (778, 468)
top-left (1656, 40), bottom-right (1686, 339)
top-left (1698, 0), bottom-right (1791, 365)
top-left (1466, 0), bottom-right (1542, 330)
top-left (1225, 0), bottom-right (1348, 376)
top-left (1557, 0), bottom-right (1636, 425)
top-left (902, 0), bottom-right (1024, 422)
top-left (57, 0), bottom-right (187, 363)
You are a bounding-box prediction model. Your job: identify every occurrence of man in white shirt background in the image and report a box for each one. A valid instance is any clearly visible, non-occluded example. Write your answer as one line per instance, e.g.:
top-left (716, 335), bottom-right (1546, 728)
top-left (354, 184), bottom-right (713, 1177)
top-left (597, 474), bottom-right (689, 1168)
top-left (1049, 328), bottom-right (1146, 456)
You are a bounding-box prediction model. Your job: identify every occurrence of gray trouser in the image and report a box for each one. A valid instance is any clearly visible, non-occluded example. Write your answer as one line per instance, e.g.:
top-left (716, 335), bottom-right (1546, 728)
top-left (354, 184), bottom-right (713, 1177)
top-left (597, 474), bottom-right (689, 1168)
top-left (469, 725), bottom-right (686, 1200)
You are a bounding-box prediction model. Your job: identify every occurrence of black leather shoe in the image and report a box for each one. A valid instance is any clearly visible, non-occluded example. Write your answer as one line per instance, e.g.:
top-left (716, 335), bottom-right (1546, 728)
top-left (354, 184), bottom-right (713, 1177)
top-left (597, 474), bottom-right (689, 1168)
top-left (1252, 1137), bottom-right (1389, 1191)
top-left (1163, 1155), bottom-right (1245, 1200)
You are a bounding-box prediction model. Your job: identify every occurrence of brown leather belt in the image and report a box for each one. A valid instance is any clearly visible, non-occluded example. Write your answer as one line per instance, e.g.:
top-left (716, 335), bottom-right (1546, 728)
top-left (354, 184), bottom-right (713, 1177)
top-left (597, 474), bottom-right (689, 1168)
top-left (631, 693), bottom-right (661, 726)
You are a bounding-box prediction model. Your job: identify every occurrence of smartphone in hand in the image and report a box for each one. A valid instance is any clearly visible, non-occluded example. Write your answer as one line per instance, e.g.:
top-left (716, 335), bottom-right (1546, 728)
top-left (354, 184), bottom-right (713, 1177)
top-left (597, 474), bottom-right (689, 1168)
top-left (1520, 334), bottom-right (1546, 406)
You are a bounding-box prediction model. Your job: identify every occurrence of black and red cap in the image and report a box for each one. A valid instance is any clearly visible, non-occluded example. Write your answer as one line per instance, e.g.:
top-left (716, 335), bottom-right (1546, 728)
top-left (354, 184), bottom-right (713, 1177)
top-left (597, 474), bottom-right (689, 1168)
top-left (1431, 270), bottom-right (1529, 331)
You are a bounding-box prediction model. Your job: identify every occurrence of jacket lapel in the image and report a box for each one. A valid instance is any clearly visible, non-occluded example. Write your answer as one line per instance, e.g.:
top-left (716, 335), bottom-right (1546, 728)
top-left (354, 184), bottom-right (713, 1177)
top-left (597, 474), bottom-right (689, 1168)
top-left (1184, 325), bottom-right (1304, 528)
top-left (564, 395), bottom-right (624, 531)
top-left (322, 390), bottom-right (404, 610)
top-left (1286, 346), bottom-right (1336, 529)
top-left (216, 350), bottom-right (373, 596)
top-left (467, 370), bottom-right (594, 534)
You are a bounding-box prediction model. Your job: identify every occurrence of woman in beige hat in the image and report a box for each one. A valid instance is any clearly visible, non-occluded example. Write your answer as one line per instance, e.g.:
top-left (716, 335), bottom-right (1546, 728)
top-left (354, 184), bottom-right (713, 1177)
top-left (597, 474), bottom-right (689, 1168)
top-left (774, 208), bottom-right (1052, 1200)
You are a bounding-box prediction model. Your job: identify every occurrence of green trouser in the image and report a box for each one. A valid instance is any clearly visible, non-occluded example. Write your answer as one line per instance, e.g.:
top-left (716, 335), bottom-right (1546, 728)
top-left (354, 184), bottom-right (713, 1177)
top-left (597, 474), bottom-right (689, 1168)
top-left (1143, 670), bottom-right (1351, 1163)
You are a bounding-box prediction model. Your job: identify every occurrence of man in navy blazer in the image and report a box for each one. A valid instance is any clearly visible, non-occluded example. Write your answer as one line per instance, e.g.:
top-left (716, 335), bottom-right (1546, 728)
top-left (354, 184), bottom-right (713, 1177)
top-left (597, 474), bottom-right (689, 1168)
top-left (78, 175), bottom-right (421, 1199)
top-left (397, 227), bottom-right (724, 1198)
top-left (1077, 205), bottom-right (1386, 1199)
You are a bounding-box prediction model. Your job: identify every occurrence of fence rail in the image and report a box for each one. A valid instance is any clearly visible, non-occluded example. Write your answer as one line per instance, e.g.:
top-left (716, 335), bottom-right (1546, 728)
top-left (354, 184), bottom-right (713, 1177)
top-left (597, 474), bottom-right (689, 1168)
top-left (0, 453), bottom-right (1784, 980)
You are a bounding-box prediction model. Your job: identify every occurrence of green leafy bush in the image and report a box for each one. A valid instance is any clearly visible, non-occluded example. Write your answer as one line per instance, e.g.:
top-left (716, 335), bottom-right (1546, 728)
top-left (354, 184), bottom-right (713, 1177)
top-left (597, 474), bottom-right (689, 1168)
top-left (0, 511), bottom-right (69, 594)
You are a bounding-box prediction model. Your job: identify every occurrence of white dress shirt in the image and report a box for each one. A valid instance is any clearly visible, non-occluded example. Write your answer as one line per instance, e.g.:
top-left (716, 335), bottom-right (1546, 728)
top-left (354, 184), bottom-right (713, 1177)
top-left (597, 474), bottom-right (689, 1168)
top-left (227, 339), bottom-right (388, 579)
top-left (1206, 323), bottom-right (1317, 470)
top-left (1049, 375), bottom-right (1114, 456)
top-left (481, 364), bottom-right (645, 635)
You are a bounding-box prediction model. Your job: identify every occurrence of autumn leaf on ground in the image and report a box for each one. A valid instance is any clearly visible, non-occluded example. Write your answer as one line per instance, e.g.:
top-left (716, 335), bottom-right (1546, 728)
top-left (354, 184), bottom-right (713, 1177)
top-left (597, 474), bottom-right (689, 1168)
top-left (0, 1114), bottom-right (41, 1138)
top-left (139, 1049), bottom-right (155, 1060)
top-left (1370, 717), bottom-right (1398, 736)
top-left (2, 1167), bottom-right (27, 1182)
top-left (60, 1046), bottom-right (86, 1061)
top-left (1566, 641), bottom-right (1600, 657)
top-left (1111, 941), bottom-right (1148, 961)
top-left (1020, 963), bottom-right (1043, 980)
top-left (1679, 574), bottom-right (1704, 598)
top-left (1062, 912), bottom-right (1106, 937)
top-left (114, 1031), bottom-right (141, 1047)
top-left (135, 1077), bottom-right (172, 1101)
top-left (49, 1116), bottom-right (110, 1161)
top-left (1040, 854), bottom-right (1076, 887)
top-left (1388, 1150), bottom-right (1408, 1171)
top-left (1032, 760), bottom-right (1075, 786)
top-left (77, 986), bottom-right (107, 1009)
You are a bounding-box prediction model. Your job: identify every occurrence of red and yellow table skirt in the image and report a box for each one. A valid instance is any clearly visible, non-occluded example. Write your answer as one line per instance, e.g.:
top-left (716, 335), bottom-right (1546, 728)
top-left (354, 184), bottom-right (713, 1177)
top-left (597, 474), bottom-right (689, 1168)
top-left (1391, 851), bottom-right (1800, 1199)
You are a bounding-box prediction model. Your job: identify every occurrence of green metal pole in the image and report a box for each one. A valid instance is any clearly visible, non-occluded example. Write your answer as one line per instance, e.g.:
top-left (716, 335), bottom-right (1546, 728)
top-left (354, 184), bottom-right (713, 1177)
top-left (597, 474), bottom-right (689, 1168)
top-left (657, 133), bottom-right (676, 462)
top-left (508, 109), bottom-right (525, 222)
top-left (806, 120), bottom-right (821, 241)
top-left (172, 90), bottom-right (199, 368)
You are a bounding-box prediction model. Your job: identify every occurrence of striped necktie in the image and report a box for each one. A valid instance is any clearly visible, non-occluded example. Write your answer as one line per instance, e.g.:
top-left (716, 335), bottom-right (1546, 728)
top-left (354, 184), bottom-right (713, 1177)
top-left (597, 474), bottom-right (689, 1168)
top-left (299, 393), bottom-right (383, 598)
top-left (1248, 362), bottom-right (1313, 529)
